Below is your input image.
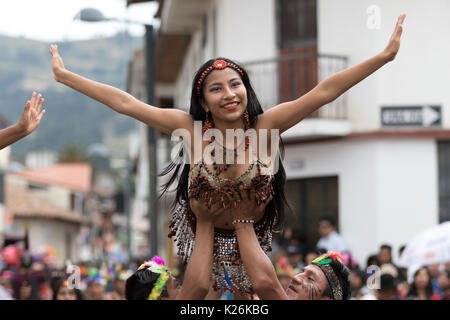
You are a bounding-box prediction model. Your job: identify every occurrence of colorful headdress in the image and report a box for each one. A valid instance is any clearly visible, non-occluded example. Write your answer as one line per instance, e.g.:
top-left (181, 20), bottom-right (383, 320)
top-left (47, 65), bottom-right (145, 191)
top-left (137, 256), bottom-right (172, 300)
top-left (196, 59), bottom-right (244, 96)
top-left (311, 251), bottom-right (345, 300)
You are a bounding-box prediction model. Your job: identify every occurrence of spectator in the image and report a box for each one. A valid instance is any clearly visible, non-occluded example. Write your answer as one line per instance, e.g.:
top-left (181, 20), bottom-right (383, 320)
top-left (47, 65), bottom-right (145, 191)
top-left (375, 274), bottom-right (401, 300)
top-left (427, 263), bottom-right (442, 296)
top-left (52, 277), bottom-right (85, 300)
top-left (445, 261), bottom-right (450, 272)
top-left (316, 217), bottom-right (348, 253)
top-left (85, 276), bottom-right (106, 300)
top-left (397, 245), bottom-right (408, 282)
top-left (366, 254), bottom-right (380, 269)
top-left (350, 268), bottom-right (369, 300)
top-left (104, 276), bottom-right (127, 300)
top-left (378, 244), bottom-right (401, 279)
top-left (340, 252), bottom-right (359, 271)
top-left (438, 270), bottom-right (450, 300)
top-left (305, 249), bottom-right (319, 265)
top-left (286, 245), bottom-right (305, 271)
top-left (407, 266), bottom-right (441, 300)
top-left (378, 244), bottom-right (394, 265)
top-left (0, 271), bottom-right (14, 300)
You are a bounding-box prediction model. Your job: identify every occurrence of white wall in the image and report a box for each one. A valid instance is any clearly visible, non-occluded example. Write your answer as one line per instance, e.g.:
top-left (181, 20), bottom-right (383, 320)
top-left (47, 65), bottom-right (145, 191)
top-left (318, 0), bottom-right (450, 131)
top-left (173, 0), bottom-right (278, 109)
top-left (284, 137), bottom-right (438, 265)
top-left (215, 0), bottom-right (277, 62)
top-left (12, 218), bottom-right (80, 265)
top-left (0, 147), bottom-right (10, 170)
top-left (375, 139), bottom-right (438, 261)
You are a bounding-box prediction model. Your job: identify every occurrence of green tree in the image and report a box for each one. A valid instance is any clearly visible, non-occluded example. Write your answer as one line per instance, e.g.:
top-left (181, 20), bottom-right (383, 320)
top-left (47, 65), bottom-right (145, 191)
top-left (59, 143), bottom-right (86, 163)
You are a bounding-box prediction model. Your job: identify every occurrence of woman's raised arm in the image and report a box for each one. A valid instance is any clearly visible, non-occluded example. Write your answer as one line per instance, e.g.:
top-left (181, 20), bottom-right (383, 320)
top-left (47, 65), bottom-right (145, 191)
top-left (49, 45), bottom-right (192, 135)
top-left (259, 13), bottom-right (406, 134)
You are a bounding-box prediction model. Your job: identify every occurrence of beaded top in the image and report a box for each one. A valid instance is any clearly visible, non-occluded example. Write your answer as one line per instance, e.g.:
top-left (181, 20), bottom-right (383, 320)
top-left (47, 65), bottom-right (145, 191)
top-left (188, 159), bottom-right (274, 208)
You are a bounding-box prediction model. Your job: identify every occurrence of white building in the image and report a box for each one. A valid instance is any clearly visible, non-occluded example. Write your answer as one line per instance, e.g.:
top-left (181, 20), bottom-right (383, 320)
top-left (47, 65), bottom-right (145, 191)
top-left (3, 163), bottom-right (92, 265)
top-left (129, 0), bottom-right (450, 267)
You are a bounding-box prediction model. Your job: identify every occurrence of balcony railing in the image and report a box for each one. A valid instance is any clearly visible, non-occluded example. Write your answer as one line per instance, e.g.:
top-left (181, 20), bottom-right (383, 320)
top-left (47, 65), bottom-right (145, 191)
top-left (244, 53), bottom-right (348, 120)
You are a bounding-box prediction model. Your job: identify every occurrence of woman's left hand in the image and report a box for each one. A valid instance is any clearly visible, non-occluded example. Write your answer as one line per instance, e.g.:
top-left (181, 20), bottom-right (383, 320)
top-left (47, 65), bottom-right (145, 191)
top-left (229, 186), bottom-right (272, 222)
top-left (383, 13), bottom-right (406, 62)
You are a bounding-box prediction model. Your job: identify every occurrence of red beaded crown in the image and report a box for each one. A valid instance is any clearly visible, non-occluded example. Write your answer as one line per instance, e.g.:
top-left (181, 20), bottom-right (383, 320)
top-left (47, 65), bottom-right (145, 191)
top-left (196, 59), bottom-right (244, 96)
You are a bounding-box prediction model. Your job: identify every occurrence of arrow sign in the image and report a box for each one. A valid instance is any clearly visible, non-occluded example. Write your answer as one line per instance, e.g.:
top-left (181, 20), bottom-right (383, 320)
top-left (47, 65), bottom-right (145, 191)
top-left (381, 105), bottom-right (441, 127)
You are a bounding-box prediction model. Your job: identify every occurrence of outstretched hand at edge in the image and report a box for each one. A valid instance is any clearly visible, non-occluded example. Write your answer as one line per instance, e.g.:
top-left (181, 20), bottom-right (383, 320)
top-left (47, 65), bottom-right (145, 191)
top-left (16, 92), bottom-right (46, 136)
top-left (49, 44), bottom-right (66, 82)
top-left (383, 13), bottom-right (406, 62)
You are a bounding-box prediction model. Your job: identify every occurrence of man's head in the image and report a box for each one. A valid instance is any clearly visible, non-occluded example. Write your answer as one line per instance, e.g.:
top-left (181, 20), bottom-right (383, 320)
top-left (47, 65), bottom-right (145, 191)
top-left (286, 251), bottom-right (351, 300)
top-left (86, 279), bottom-right (106, 300)
top-left (286, 245), bottom-right (303, 268)
top-left (318, 217), bottom-right (336, 238)
top-left (125, 256), bottom-right (179, 300)
top-left (378, 244), bottom-right (393, 265)
top-left (375, 274), bottom-right (398, 300)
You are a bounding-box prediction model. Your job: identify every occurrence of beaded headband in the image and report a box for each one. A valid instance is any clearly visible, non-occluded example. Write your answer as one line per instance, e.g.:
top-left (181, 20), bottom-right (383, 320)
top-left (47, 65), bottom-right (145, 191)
top-left (196, 59), bottom-right (244, 96)
top-left (137, 256), bottom-right (172, 300)
top-left (311, 251), bottom-right (344, 300)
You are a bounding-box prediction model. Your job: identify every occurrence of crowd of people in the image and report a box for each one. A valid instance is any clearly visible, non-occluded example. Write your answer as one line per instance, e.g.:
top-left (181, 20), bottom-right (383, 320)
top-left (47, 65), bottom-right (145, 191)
top-left (270, 218), bottom-right (450, 300)
top-left (0, 242), bottom-right (137, 300)
top-left (2, 217), bottom-right (448, 301)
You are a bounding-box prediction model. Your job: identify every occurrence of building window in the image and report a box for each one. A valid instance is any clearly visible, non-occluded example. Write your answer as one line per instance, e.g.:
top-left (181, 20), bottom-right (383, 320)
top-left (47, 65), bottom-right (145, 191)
top-left (27, 183), bottom-right (47, 191)
top-left (278, 0), bottom-right (317, 49)
top-left (70, 193), bottom-right (76, 211)
top-left (284, 176), bottom-right (338, 251)
top-left (438, 141), bottom-right (450, 222)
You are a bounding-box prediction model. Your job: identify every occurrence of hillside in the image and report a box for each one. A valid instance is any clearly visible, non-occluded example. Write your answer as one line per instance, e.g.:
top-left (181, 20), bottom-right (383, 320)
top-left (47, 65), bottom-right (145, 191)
top-left (0, 32), bottom-right (143, 160)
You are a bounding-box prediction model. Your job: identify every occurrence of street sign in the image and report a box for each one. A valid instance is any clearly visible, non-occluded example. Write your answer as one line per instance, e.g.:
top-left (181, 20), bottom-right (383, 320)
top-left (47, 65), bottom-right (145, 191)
top-left (381, 105), bottom-right (441, 127)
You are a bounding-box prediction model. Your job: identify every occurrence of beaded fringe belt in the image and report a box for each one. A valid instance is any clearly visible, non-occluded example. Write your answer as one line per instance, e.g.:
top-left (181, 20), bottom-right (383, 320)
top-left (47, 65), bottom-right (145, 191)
top-left (168, 200), bottom-right (273, 293)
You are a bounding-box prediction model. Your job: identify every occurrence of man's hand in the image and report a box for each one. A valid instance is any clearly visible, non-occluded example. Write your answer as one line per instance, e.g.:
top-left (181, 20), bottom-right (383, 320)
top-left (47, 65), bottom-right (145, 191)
top-left (383, 13), bottom-right (406, 62)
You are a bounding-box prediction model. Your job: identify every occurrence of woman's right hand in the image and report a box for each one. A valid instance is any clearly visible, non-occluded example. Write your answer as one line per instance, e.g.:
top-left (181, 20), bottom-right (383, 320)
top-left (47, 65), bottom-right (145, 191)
top-left (49, 44), bottom-right (66, 82)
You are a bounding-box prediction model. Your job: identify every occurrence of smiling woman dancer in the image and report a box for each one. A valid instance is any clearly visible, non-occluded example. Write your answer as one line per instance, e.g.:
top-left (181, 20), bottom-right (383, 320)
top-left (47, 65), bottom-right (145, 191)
top-left (50, 13), bottom-right (406, 294)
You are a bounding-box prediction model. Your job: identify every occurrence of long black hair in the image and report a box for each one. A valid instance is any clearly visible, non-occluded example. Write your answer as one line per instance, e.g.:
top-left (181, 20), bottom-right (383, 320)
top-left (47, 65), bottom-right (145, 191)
top-left (408, 266), bottom-right (435, 299)
top-left (160, 57), bottom-right (289, 230)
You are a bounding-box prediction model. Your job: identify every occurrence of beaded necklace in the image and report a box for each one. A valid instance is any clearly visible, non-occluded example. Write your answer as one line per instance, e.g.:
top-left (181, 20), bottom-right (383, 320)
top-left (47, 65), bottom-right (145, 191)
top-left (210, 135), bottom-right (249, 176)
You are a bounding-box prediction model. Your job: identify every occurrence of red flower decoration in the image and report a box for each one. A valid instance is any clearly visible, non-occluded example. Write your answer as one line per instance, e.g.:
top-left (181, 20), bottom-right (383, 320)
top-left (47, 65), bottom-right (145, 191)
top-left (328, 251), bottom-right (344, 262)
top-left (213, 60), bottom-right (227, 70)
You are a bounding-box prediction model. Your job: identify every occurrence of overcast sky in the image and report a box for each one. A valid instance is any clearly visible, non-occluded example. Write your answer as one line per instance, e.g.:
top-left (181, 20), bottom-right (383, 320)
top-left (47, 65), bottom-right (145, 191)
top-left (0, 0), bottom-right (158, 42)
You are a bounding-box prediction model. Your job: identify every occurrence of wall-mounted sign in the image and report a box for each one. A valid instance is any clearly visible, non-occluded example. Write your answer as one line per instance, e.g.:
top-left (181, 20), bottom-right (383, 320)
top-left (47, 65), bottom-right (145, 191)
top-left (381, 105), bottom-right (441, 127)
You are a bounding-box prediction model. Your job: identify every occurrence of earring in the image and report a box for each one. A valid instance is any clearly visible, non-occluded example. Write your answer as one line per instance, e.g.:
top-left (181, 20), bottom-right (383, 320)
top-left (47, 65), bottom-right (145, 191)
top-left (202, 111), bottom-right (213, 133)
top-left (243, 110), bottom-right (250, 150)
top-left (243, 110), bottom-right (250, 130)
